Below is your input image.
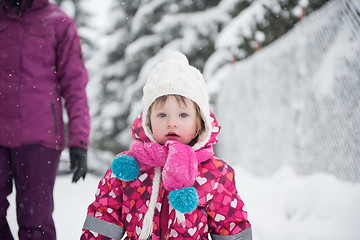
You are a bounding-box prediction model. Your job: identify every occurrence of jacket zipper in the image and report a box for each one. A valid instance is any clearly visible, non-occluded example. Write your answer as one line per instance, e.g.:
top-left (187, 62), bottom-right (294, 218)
top-left (51, 102), bottom-right (58, 134)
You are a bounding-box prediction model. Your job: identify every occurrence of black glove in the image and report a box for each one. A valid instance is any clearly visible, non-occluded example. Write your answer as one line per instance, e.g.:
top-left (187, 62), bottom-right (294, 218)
top-left (70, 147), bottom-right (87, 183)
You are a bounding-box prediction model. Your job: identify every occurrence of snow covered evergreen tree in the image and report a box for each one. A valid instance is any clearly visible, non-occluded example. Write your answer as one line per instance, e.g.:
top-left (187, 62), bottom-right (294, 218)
top-left (89, 0), bottom-right (144, 154)
top-left (205, 0), bottom-right (331, 85)
top-left (90, 0), bottom-right (331, 160)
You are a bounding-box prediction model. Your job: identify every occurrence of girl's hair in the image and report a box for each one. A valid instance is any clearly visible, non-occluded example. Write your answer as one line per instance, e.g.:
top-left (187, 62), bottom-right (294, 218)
top-left (148, 94), bottom-right (205, 139)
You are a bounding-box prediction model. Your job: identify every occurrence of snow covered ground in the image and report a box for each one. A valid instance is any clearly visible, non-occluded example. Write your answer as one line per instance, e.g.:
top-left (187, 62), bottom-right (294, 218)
top-left (236, 167), bottom-right (360, 240)
top-left (7, 165), bottom-right (360, 240)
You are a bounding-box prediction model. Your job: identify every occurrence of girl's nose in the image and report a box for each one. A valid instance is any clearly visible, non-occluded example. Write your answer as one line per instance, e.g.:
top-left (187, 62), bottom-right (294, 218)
top-left (167, 118), bottom-right (177, 128)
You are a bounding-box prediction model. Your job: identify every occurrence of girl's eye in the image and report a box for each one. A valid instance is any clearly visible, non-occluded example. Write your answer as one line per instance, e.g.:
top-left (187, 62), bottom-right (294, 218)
top-left (158, 113), bottom-right (166, 118)
top-left (180, 113), bottom-right (188, 117)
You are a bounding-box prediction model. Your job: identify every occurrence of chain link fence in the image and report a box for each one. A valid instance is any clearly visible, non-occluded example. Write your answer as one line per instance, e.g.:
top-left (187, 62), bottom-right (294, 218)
top-left (216, 0), bottom-right (360, 182)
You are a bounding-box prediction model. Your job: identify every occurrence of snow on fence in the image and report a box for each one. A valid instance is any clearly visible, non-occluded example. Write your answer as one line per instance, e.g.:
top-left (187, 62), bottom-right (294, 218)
top-left (216, 0), bottom-right (360, 182)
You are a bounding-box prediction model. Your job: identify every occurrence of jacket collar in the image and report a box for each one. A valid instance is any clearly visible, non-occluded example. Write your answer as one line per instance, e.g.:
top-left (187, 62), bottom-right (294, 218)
top-left (1, 0), bottom-right (48, 16)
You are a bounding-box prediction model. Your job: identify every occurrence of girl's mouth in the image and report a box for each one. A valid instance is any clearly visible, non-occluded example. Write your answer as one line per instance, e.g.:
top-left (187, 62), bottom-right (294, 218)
top-left (166, 132), bottom-right (179, 137)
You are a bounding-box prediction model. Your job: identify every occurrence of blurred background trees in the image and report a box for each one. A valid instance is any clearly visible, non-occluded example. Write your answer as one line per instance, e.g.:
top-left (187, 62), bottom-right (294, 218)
top-left (53, 0), bottom-right (332, 171)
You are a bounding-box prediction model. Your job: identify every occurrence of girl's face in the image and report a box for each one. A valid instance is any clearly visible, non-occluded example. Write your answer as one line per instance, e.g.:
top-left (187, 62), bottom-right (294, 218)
top-left (149, 95), bottom-right (199, 145)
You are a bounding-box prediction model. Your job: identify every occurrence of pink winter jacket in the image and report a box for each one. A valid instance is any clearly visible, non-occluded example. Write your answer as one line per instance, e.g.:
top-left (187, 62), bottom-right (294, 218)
top-left (81, 114), bottom-right (251, 239)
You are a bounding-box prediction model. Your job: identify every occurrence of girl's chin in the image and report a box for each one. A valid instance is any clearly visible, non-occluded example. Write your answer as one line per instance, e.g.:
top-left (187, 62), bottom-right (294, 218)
top-left (156, 137), bottom-right (191, 145)
top-left (166, 136), bottom-right (180, 141)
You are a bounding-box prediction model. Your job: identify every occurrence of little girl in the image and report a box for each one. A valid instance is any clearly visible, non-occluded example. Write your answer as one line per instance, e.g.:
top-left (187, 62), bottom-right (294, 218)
top-left (81, 52), bottom-right (252, 240)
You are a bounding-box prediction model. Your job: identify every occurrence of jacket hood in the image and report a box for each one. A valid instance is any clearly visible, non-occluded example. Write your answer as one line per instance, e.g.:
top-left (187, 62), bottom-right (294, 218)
top-left (141, 52), bottom-right (213, 152)
top-left (131, 111), bottom-right (221, 150)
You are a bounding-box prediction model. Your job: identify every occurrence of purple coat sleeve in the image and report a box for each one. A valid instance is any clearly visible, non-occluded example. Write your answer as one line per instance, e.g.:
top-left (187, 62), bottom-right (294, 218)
top-left (56, 19), bottom-right (90, 149)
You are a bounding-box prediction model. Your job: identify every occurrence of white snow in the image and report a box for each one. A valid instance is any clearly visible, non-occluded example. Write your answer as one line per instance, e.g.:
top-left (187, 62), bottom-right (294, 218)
top-left (236, 167), bottom-right (360, 240)
top-left (8, 174), bottom-right (99, 240)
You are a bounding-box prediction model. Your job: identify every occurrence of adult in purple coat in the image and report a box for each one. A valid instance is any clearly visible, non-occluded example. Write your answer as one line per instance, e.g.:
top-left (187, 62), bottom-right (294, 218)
top-left (0, 0), bottom-right (90, 239)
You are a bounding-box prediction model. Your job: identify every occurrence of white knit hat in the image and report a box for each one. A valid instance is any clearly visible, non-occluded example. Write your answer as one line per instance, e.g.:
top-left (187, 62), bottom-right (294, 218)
top-left (142, 52), bottom-right (212, 150)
